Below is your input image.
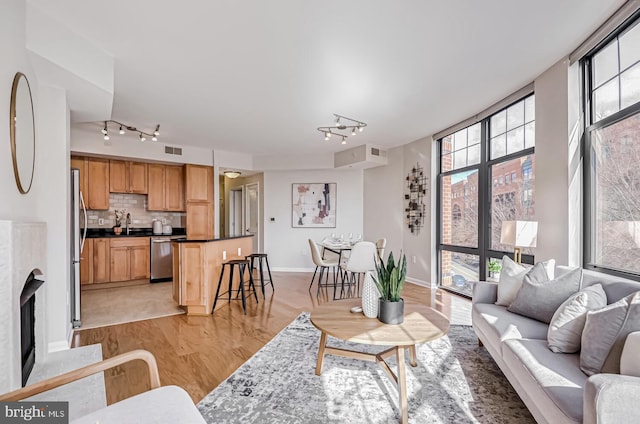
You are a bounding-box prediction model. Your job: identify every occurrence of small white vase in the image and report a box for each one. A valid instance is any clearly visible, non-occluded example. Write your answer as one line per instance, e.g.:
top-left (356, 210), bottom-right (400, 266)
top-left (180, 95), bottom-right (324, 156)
top-left (362, 271), bottom-right (380, 318)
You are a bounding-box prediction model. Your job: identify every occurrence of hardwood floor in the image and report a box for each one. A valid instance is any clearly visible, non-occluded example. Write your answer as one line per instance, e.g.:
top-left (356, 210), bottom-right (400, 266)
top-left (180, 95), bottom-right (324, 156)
top-left (73, 271), bottom-right (468, 405)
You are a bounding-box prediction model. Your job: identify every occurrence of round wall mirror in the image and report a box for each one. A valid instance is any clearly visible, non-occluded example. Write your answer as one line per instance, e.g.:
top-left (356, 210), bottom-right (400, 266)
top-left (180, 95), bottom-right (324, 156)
top-left (10, 72), bottom-right (35, 194)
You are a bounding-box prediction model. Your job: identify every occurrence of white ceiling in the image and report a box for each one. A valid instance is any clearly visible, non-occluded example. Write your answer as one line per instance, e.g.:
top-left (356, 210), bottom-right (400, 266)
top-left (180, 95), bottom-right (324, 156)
top-left (30, 0), bottom-right (625, 158)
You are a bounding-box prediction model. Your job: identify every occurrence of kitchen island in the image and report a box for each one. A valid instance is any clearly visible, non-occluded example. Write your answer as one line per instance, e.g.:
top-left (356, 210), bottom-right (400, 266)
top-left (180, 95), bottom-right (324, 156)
top-left (172, 235), bottom-right (253, 315)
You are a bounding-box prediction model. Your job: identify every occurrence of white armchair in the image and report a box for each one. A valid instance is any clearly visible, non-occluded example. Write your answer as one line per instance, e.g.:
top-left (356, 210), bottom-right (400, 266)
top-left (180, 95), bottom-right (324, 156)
top-left (0, 350), bottom-right (205, 424)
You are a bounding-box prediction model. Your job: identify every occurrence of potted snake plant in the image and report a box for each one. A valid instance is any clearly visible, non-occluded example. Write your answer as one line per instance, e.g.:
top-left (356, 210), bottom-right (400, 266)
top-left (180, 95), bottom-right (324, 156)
top-left (373, 251), bottom-right (407, 324)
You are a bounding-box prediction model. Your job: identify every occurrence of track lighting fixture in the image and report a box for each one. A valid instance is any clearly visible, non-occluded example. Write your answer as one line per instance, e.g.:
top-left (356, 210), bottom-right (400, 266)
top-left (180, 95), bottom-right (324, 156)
top-left (317, 114), bottom-right (366, 145)
top-left (99, 120), bottom-right (160, 142)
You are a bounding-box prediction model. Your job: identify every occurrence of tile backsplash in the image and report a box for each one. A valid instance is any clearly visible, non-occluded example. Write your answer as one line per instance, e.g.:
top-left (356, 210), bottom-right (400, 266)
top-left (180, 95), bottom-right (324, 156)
top-left (87, 193), bottom-right (186, 229)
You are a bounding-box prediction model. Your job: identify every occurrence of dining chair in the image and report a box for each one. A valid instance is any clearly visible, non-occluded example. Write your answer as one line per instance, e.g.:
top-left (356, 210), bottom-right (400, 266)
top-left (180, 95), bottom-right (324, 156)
top-left (341, 241), bottom-right (377, 297)
top-left (376, 238), bottom-right (387, 262)
top-left (308, 239), bottom-right (339, 293)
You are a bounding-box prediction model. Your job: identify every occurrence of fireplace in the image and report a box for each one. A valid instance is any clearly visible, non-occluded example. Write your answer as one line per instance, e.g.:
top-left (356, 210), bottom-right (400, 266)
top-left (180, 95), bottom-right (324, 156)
top-left (20, 273), bottom-right (44, 387)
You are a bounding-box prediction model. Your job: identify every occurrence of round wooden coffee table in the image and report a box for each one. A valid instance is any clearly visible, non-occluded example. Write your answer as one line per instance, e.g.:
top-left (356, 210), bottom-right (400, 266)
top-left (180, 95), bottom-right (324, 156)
top-left (310, 299), bottom-right (449, 424)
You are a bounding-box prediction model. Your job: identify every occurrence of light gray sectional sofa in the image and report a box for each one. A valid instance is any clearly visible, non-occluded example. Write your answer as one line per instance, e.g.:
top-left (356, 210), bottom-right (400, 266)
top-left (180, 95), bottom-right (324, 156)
top-left (472, 265), bottom-right (640, 424)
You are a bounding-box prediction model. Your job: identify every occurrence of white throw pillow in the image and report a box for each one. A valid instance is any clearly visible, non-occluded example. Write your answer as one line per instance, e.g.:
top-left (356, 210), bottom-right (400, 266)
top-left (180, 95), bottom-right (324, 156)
top-left (495, 256), bottom-right (555, 306)
top-left (547, 284), bottom-right (607, 353)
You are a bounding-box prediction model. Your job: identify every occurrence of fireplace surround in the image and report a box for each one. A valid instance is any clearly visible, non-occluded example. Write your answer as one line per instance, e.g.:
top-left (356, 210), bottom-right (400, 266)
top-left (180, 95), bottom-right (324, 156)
top-left (0, 221), bottom-right (47, 394)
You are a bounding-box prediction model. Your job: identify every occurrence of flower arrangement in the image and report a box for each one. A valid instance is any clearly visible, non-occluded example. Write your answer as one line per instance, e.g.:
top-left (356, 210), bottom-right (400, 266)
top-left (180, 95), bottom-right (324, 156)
top-left (114, 209), bottom-right (127, 227)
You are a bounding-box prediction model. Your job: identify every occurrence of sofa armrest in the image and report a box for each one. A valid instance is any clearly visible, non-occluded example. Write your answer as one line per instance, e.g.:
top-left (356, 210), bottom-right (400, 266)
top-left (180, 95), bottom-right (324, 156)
top-left (472, 281), bottom-right (498, 305)
top-left (621, 331), bottom-right (640, 377)
top-left (584, 373), bottom-right (640, 424)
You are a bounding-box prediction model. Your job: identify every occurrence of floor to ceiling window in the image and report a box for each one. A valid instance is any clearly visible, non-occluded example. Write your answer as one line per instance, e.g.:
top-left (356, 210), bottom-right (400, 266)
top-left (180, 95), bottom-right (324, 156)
top-left (584, 14), bottom-right (640, 279)
top-left (438, 95), bottom-right (536, 296)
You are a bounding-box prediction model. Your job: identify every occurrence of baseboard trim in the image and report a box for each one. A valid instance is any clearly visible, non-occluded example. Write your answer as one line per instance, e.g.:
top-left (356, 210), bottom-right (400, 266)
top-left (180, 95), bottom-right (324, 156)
top-left (48, 340), bottom-right (70, 353)
top-left (406, 277), bottom-right (436, 288)
top-left (271, 267), bottom-right (315, 272)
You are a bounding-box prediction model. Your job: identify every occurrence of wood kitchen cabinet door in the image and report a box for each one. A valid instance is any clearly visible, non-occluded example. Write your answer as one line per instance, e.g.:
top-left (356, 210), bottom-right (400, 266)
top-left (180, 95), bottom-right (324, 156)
top-left (87, 159), bottom-right (110, 210)
top-left (128, 162), bottom-right (148, 194)
top-left (92, 238), bottom-right (111, 283)
top-left (70, 156), bottom-right (88, 205)
top-left (185, 165), bottom-right (213, 202)
top-left (109, 160), bottom-right (128, 193)
top-left (180, 243), bottom-right (205, 306)
top-left (129, 245), bottom-right (150, 279)
top-left (147, 164), bottom-right (166, 211)
top-left (165, 165), bottom-right (185, 211)
top-left (109, 247), bottom-right (131, 282)
top-left (187, 202), bottom-right (214, 240)
top-left (80, 238), bottom-right (93, 285)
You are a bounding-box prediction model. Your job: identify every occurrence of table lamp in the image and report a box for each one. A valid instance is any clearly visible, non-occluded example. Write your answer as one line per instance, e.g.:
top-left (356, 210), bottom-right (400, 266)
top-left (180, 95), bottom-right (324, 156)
top-left (500, 221), bottom-right (538, 264)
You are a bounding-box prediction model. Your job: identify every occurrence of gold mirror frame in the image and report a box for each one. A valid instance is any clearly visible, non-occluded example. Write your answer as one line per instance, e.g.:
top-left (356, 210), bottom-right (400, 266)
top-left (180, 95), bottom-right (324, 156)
top-left (10, 72), bottom-right (36, 194)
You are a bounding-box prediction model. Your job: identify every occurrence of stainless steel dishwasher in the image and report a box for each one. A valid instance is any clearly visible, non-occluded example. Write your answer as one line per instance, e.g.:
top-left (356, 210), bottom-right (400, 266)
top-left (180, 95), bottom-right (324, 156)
top-left (150, 235), bottom-right (184, 282)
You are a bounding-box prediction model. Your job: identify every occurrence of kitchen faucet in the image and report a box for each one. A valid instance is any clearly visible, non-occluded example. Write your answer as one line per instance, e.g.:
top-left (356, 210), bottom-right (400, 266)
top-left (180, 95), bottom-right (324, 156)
top-left (126, 213), bottom-right (132, 235)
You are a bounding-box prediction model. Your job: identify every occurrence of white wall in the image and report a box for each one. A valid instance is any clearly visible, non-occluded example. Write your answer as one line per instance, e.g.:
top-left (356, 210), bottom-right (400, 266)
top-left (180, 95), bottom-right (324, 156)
top-left (0, 1), bottom-right (71, 352)
top-left (0, 0), bottom-right (39, 221)
top-left (534, 58), bottom-right (571, 265)
top-left (71, 123), bottom-right (214, 166)
top-left (264, 170), bottom-right (363, 270)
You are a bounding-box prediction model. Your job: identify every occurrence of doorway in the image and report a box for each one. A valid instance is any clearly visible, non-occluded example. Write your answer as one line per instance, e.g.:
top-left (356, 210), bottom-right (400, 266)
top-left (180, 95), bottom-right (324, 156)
top-left (229, 188), bottom-right (244, 237)
top-left (245, 183), bottom-right (259, 253)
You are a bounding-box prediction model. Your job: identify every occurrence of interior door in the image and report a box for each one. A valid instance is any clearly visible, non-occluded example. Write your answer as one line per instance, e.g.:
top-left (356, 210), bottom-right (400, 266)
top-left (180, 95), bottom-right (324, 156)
top-left (245, 183), bottom-right (259, 253)
top-left (229, 188), bottom-right (243, 237)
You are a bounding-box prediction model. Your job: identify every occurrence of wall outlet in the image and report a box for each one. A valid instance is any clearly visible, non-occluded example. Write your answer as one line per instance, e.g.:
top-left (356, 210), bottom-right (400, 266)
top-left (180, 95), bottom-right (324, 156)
top-left (237, 247), bottom-right (242, 256)
top-left (222, 250), bottom-right (227, 260)
top-left (270, 217), bottom-right (275, 222)
top-left (412, 255), bottom-right (417, 264)
top-left (98, 218), bottom-right (104, 225)
top-left (89, 215), bottom-right (98, 220)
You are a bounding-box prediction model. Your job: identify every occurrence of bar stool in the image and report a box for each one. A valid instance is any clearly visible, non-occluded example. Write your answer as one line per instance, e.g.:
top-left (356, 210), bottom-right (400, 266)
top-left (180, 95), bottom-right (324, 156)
top-left (212, 259), bottom-right (258, 314)
top-left (246, 253), bottom-right (274, 297)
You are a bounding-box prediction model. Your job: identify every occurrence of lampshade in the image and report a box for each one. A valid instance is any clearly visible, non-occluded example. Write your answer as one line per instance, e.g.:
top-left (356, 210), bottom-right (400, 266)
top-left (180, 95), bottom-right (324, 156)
top-left (224, 171), bottom-right (241, 179)
top-left (500, 221), bottom-right (538, 248)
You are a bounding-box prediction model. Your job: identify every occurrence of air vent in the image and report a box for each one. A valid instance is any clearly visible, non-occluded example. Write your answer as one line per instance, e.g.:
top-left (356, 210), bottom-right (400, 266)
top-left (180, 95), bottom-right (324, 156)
top-left (164, 146), bottom-right (183, 156)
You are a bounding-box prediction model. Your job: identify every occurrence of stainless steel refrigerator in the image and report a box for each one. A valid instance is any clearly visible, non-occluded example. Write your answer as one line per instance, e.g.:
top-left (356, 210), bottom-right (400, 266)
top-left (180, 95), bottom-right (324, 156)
top-left (70, 168), bottom-right (87, 328)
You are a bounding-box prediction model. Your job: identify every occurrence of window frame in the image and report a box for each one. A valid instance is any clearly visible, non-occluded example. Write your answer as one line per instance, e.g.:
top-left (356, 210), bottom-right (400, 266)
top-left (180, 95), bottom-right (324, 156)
top-left (583, 11), bottom-right (640, 282)
top-left (437, 94), bottom-right (536, 297)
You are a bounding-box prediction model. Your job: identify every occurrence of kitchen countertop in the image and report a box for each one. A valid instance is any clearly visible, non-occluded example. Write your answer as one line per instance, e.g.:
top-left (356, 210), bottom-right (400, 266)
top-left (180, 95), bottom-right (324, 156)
top-left (173, 235), bottom-right (253, 243)
top-left (86, 227), bottom-right (186, 239)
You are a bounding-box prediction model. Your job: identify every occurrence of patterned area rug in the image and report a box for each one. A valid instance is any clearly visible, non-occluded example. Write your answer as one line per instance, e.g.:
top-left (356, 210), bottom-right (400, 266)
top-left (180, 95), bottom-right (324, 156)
top-left (198, 313), bottom-right (534, 423)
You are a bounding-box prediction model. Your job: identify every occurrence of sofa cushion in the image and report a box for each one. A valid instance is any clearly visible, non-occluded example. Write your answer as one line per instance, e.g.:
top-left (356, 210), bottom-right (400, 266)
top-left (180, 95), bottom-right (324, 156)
top-left (495, 256), bottom-right (555, 306)
top-left (547, 284), bottom-right (607, 353)
top-left (581, 291), bottom-right (640, 375)
top-left (620, 332), bottom-right (640, 377)
top-left (472, 303), bottom-right (549, 355)
top-left (71, 385), bottom-right (206, 424)
top-left (503, 338), bottom-right (586, 423)
top-left (508, 267), bottom-right (583, 324)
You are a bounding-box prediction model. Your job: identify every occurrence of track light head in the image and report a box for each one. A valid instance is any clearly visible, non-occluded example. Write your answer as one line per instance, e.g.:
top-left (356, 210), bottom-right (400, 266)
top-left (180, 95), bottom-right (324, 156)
top-left (351, 128), bottom-right (357, 136)
top-left (119, 125), bottom-right (125, 135)
top-left (341, 136), bottom-right (346, 145)
top-left (101, 121), bottom-right (108, 135)
top-left (154, 124), bottom-right (160, 136)
top-left (152, 136), bottom-right (158, 142)
top-left (103, 134), bottom-right (109, 141)
top-left (139, 133), bottom-right (146, 142)
top-left (358, 125), bottom-right (364, 133)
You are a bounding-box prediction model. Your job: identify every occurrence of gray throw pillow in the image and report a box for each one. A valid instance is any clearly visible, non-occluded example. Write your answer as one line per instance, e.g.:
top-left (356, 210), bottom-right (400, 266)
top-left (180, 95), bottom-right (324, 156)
top-left (495, 256), bottom-right (555, 306)
top-left (507, 267), bottom-right (583, 324)
top-left (580, 291), bottom-right (640, 376)
top-left (547, 284), bottom-right (607, 353)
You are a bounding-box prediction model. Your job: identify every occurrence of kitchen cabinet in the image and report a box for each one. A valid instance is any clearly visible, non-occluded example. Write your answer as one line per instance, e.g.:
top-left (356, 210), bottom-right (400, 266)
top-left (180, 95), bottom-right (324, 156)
top-left (72, 156), bottom-right (110, 211)
top-left (186, 202), bottom-right (214, 240)
top-left (93, 238), bottom-right (111, 283)
top-left (70, 156), bottom-right (88, 204)
top-left (80, 238), bottom-right (93, 285)
top-left (109, 237), bottom-right (150, 282)
top-left (148, 164), bottom-right (185, 211)
top-left (109, 160), bottom-right (148, 194)
top-left (172, 236), bottom-right (253, 315)
top-left (87, 158), bottom-right (110, 210)
top-left (185, 165), bottom-right (214, 239)
top-left (185, 165), bottom-right (213, 202)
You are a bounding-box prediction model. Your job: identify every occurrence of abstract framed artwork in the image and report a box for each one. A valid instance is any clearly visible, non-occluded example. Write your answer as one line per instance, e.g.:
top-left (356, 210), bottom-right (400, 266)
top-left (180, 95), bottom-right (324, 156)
top-left (292, 183), bottom-right (336, 228)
